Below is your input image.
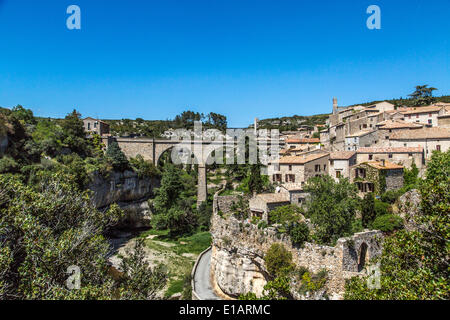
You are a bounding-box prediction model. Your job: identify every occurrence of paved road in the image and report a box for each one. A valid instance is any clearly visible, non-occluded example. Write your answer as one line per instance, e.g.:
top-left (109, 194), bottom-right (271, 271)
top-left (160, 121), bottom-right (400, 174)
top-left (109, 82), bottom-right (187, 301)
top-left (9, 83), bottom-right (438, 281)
top-left (193, 248), bottom-right (220, 300)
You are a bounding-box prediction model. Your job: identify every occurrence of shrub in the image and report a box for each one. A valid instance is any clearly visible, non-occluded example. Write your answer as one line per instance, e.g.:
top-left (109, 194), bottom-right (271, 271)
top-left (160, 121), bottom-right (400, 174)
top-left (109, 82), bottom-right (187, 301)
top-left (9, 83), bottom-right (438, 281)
top-left (288, 222), bottom-right (309, 247)
top-left (268, 204), bottom-right (303, 225)
top-left (374, 199), bottom-right (390, 217)
top-left (371, 214), bottom-right (403, 232)
top-left (105, 140), bottom-right (129, 171)
top-left (264, 243), bottom-right (294, 277)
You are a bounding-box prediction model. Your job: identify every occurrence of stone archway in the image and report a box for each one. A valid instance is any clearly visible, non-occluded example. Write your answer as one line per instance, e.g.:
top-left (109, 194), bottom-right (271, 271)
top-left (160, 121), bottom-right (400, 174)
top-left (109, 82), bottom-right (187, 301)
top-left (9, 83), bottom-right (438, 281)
top-left (357, 242), bottom-right (369, 272)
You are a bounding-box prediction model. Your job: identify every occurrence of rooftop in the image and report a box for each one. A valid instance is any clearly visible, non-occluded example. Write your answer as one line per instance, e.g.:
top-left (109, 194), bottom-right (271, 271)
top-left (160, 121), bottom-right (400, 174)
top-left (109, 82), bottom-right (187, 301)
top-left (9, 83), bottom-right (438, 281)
top-left (252, 193), bottom-right (290, 204)
top-left (346, 130), bottom-right (375, 138)
top-left (400, 105), bottom-right (442, 115)
top-left (285, 138), bottom-right (320, 144)
top-left (357, 147), bottom-right (423, 154)
top-left (377, 120), bottom-right (423, 129)
top-left (389, 127), bottom-right (450, 140)
top-left (329, 151), bottom-right (356, 160)
top-left (366, 160), bottom-right (404, 170)
top-left (277, 152), bottom-right (329, 164)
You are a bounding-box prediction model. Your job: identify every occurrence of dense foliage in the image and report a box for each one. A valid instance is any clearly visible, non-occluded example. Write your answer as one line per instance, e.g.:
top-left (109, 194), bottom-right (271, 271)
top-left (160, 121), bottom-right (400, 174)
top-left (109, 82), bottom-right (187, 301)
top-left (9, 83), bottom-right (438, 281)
top-left (303, 175), bottom-right (360, 245)
top-left (345, 150), bottom-right (450, 300)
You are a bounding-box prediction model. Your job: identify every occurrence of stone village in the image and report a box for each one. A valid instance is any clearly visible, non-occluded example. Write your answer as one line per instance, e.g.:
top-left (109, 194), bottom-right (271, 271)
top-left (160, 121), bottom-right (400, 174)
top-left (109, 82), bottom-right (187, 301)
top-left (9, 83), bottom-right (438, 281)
top-left (82, 98), bottom-right (450, 300)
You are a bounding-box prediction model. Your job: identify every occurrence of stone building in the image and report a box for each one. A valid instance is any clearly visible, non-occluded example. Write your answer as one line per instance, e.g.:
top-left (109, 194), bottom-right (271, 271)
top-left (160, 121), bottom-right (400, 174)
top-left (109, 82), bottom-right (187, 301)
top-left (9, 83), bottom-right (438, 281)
top-left (329, 151), bottom-right (357, 181)
top-left (269, 152), bottom-right (330, 188)
top-left (356, 147), bottom-right (424, 171)
top-left (248, 193), bottom-right (291, 221)
top-left (437, 105), bottom-right (450, 128)
top-left (388, 127), bottom-right (450, 159)
top-left (351, 160), bottom-right (404, 195)
top-left (344, 130), bottom-right (377, 151)
top-left (83, 117), bottom-right (110, 136)
top-left (400, 105), bottom-right (442, 127)
top-left (375, 120), bottom-right (423, 145)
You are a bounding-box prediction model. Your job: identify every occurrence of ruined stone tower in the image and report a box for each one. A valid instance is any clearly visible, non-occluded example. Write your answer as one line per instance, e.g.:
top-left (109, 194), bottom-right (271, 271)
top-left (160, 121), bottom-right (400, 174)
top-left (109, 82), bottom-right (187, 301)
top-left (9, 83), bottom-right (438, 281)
top-left (333, 97), bottom-right (338, 115)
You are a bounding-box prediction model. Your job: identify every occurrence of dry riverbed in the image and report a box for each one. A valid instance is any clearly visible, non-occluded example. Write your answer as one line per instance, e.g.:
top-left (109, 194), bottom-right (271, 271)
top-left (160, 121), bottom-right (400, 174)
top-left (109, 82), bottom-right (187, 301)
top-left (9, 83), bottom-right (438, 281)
top-left (108, 229), bottom-right (211, 299)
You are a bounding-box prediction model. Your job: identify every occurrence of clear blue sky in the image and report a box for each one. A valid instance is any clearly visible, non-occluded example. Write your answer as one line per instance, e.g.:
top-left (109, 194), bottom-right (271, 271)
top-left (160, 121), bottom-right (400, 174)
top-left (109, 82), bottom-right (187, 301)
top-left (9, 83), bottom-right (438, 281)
top-left (0, 0), bottom-right (449, 127)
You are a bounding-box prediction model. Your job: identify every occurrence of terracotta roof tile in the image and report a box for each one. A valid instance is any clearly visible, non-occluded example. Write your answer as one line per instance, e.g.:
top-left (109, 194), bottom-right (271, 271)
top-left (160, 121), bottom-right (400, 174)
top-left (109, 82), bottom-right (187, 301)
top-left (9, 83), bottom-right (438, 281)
top-left (329, 151), bottom-right (356, 160)
top-left (277, 152), bottom-right (329, 164)
top-left (357, 147), bottom-right (423, 153)
top-left (390, 127), bottom-right (450, 140)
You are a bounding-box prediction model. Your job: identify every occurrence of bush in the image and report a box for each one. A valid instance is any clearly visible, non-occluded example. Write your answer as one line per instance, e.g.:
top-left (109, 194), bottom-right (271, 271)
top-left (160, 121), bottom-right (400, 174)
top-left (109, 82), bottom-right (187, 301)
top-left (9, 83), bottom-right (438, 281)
top-left (288, 222), bottom-right (309, 247)
top-left (268, 205), bottom-right (303, 225)
top-left (371, 214), bottom-right (403, 232)
top-left (129, 154), bottom-right (160, 178)
top-left (264, 243), bottom-right (294, 277)
top-left (374, 199), bottom-right (390, 217)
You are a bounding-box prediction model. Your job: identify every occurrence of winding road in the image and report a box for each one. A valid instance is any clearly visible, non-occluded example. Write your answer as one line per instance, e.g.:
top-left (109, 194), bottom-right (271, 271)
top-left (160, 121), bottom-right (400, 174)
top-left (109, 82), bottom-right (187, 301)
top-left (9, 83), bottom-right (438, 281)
top-left (192, 248), bottom-right (221, 300)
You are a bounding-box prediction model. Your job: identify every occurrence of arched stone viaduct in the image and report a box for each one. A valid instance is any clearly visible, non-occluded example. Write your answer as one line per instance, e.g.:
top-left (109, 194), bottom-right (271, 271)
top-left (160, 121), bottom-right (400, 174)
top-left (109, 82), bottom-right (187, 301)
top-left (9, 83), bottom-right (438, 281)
top-left (102, 136), bottom-right (283, 205)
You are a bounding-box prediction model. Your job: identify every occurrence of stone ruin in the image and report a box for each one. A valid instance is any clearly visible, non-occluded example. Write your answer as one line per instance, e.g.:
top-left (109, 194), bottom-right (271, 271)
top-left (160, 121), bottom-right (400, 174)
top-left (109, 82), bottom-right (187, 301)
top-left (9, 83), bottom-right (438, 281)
top-left (210, 194), bottom-right (383, 300)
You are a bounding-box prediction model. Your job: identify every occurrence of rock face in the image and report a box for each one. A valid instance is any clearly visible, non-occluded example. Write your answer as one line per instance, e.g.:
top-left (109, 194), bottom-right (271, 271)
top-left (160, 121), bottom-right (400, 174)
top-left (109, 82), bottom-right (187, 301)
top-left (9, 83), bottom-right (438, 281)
top-left (397, 189), bottom-right (422, 231)
top-left (210, 194), bottom-right (384, 300)
top-left (88, 170), bottom-right (159, 228)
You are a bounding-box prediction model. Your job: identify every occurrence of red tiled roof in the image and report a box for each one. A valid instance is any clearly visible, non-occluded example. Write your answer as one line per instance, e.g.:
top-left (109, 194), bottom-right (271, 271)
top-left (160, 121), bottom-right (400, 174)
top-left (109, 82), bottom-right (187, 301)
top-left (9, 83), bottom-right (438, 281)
top-left (329, 151), bottom-right (356, 160)
top-left (357, 147), bottom-right (423, 154)
top-left (390, 127), bottom-right (450, 140)
top-left (286, 138), bottom-right (320, 144)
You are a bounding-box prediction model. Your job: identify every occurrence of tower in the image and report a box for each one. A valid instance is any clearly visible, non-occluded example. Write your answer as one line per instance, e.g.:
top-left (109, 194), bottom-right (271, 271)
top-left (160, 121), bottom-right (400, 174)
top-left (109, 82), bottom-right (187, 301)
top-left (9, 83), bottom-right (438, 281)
top-left (333, 97), bottom-right (338, 115)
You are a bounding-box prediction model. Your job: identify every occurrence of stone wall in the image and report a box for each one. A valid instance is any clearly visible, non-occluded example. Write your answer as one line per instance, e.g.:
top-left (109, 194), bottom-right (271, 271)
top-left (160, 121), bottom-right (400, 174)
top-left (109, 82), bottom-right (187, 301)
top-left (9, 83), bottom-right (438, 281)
top-left (210, 195), bottom-right (383, 300)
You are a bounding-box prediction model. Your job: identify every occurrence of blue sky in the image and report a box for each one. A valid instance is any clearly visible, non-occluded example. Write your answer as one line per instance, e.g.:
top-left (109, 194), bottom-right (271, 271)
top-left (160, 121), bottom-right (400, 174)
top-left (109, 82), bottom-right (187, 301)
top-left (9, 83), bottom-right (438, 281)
top-left (0, 0), bottom-right (449, 127)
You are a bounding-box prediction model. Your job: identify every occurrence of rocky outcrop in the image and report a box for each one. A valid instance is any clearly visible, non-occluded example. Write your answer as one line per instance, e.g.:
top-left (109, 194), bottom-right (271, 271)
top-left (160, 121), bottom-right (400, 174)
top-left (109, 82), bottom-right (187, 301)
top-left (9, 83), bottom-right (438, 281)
top-left (88, 170), bottom-right (159, 228)
top-left (210, 195), bottom-right (383, 300)
top-left (397, 189), bottom-right (422, 231)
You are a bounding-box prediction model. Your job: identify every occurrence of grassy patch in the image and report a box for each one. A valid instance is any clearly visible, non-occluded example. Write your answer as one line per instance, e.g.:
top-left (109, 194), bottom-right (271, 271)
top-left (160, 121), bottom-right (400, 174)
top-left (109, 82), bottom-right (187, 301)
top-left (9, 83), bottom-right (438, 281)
top-left (164, 278), bottom-right (185, 298)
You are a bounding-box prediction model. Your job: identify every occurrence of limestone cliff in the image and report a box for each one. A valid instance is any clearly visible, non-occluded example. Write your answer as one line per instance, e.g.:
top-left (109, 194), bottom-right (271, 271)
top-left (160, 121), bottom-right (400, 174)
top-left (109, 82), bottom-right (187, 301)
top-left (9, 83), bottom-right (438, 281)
top-left (88, 170), bottom-right (159, 228)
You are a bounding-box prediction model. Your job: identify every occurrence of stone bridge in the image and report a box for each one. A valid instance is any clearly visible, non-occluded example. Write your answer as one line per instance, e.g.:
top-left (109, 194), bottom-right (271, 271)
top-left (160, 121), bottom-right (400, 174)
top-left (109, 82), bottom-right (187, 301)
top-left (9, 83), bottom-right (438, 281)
top-left (102, 136), bottom-right (283, 205)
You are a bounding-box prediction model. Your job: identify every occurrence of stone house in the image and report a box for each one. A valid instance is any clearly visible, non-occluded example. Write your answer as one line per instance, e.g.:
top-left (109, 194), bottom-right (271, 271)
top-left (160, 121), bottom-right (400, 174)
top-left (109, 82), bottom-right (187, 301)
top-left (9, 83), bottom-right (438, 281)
top-left (437, 105), bottom-right (450, 128)
top-left (388, 127), bottom-right (450, 159)
top-left (350, 160), bottom-right (404, 195)
top-left (356, 147), bottom-right (424, 171)
top-left (375, 120), bottom-right (423, 145)
top-left (329, 151), bottom-right (357, 181)
top-left (269, 152), bottom-right (330, 188)
top-left (344, 130), bottom-right (377, 151)
top-left (83, 117), bottom-right (110, 136)
top-left (248, 193), bottom-right (291, 221)
top-left (400, 105), bottom-right (442, 127)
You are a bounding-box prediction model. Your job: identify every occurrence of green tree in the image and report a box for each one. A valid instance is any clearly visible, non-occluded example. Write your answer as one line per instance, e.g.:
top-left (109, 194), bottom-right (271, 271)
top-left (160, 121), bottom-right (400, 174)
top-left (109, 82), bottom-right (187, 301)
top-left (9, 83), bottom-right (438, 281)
top-left (304, 176), bottom-right (360, 245)
top-left (117, 239), bottom-right (167, 299)
top-left (345, 150), bottom-right (450, 300)
top-left (11, 105), bottom-right (36, 125)
top-left (105, 140), bottom-right (129, 171)
top-left (153, 163), bottom-right (183, 212)
top-left (408, 85), bottom-right (438, 105)
top-left (288, 222), bottom-right (309, 248)
top-left (361, 193), bottom-right (376, 228)
top-left (404, 161), bottom-right (419, 187)
top-left (61, 109), bottom-right (89, 155)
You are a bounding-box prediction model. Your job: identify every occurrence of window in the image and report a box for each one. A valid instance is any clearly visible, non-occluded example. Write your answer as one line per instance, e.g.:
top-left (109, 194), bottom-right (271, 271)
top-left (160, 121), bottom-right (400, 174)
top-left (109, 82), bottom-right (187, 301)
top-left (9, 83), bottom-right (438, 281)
top-left (288, 165), bottom-right (292, 171)
top-left (363, 124), bottom-right (367, 128)
top-left (408, 153), bottom-right (413, 157)
top-left (385, 136), bottom-right (389, 139)
top-left (87, 123), bottom-right (91, 130)
top-left (336, 171), bottom-right (341, 178)
top-left (330, 160), bottom-right (334, 166)
top-left (315, 164), bottom-right (320, 172)
top-left (323, 164), bottom-right (327, 171)
top-left (94, 122), bottom-right (97, 128)
top-left (389, 129), bottom-right (392, 133)
top-left (428, 119), bottom-right (432, 125)
top-left (404, 143), bottom-right (407, 147)
top-left (416, 114), bottom-right (419, 118)
top-left (408, 114), bottom-right (411, 119)
top-left (437, 145), bottom-right (441, 151)
top-left (368, 155), bottom-right (373, 160)
top-left (388, 154), bottom-right (393, 158)
top-left (286, 174), bottom-right (295, 183)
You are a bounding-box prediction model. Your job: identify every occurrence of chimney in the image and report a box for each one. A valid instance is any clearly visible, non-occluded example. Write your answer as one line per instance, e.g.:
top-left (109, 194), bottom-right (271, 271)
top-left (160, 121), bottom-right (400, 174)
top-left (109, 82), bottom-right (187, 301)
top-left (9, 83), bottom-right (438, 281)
top-left (333, 97), bottom-right (338, 115)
